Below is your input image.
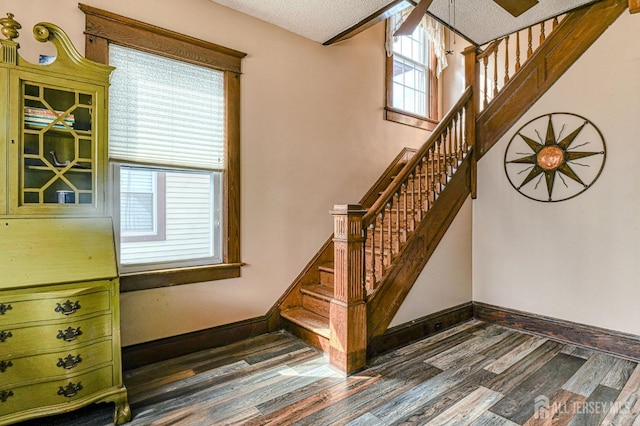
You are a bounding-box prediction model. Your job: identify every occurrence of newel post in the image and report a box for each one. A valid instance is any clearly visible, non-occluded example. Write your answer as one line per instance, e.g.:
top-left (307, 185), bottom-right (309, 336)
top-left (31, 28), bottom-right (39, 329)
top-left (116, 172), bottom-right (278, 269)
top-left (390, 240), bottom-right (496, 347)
top-left (330, 204), bottom-right (367, 375)
top-left (462, 45), bottom-right (478, 199)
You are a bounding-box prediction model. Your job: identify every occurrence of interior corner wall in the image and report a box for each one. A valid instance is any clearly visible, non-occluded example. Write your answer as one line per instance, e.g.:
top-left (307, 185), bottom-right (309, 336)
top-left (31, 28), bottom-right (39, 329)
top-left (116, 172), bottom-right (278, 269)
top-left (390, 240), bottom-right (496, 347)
top-left (390, 197), bottom-right (473, 327)
top-left (7, 0), bottom-right (456, 346)
top-left (473, 12), bottom-right (640, 336)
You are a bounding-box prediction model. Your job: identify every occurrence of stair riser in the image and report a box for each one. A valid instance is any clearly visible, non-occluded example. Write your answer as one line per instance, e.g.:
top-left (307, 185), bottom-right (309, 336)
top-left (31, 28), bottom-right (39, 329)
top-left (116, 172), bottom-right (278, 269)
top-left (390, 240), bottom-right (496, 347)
top-left (319, 270), bottom-right (334, 287)
top-left (302, 294), bottom-right (330, 318)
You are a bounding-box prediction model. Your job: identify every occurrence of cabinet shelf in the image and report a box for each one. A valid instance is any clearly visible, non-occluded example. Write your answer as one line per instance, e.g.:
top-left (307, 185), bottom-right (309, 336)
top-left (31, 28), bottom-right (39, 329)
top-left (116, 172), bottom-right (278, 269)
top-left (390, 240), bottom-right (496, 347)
top-left (26, 166), bottom-right (93, 173)
top-left (24, 124), bottom-right (92, 137)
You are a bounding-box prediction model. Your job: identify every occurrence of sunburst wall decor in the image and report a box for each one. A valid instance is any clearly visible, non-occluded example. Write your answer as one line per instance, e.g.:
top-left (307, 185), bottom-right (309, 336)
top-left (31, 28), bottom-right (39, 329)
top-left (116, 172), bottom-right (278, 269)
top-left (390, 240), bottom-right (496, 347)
top-left (504, 112), bottom-right (606, 202)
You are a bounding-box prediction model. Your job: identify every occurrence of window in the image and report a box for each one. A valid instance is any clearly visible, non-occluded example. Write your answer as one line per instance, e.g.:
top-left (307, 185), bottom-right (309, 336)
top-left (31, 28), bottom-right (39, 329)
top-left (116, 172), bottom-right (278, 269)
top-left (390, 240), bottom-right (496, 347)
top-left (82, 5), bottom-right (246, 291)
top-left (385, 12), bottom-right (447, 130)
top-left (391, 19), bottom-right (429, 116)
top-left (109, 45), bottom-right (224, 272)
top-left (117, 165), bottom-right (220, 267)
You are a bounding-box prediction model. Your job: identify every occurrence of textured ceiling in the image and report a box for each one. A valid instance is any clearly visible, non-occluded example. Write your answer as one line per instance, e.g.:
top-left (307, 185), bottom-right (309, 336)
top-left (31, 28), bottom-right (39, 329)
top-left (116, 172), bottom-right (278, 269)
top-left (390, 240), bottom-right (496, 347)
top-left (428, 0), bottom-right (599, 44)
top-left (211, 0), bottom-right (600, 45)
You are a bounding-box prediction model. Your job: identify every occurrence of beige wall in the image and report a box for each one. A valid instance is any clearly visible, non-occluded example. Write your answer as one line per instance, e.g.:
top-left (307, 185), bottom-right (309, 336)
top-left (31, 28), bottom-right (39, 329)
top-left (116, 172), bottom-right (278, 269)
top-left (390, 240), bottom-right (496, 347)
top-left (473, 11), bottom-right (640, 335)
top-left (4, 0), bottom-right (472, 345)
top-left (390, 197), bottom-right (472, 327)
top-left (440, 33), bottom-right (470, 116)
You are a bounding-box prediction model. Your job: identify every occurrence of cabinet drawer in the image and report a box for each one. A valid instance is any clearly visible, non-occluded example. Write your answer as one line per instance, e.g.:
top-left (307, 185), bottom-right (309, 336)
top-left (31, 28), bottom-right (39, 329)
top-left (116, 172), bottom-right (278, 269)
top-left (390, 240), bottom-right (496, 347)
top-left (0, 365), bottom-right (113, 417)
top-left (0, 339), bottom-right (112, 387)
top-left (0, 314), bottom-right (111, 357)
top-left (0, 285), bottom-right (110, 327)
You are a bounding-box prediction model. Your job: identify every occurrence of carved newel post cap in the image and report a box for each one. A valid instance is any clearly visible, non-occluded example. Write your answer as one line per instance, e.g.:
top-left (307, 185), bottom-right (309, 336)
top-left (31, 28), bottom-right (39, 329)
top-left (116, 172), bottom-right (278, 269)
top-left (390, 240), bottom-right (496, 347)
top-left (0, 13), bottom-right (21, 41)
top-left (331, 204), bottom-right (366, 214)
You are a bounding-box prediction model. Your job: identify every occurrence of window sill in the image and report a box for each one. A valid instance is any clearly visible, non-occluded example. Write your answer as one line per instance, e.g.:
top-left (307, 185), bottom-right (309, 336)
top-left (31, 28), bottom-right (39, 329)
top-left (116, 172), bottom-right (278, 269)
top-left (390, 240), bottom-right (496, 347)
top-left (120, 262), bottom-right (243, 292)
top-left (385, 107), bottom-right (438, 131)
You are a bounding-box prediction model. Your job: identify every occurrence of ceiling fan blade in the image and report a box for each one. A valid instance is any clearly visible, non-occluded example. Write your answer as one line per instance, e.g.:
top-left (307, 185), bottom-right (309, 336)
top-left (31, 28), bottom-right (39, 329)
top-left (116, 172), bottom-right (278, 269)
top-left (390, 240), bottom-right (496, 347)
top-left (393, 0), bottom-right (434, 37)
top-left (493, 0), bottom-right (539, 17)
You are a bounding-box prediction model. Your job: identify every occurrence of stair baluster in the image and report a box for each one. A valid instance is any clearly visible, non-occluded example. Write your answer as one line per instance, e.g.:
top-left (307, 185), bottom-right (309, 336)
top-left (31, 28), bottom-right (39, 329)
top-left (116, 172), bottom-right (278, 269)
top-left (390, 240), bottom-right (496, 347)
top-left (477, 15), bottom-right (566, 112)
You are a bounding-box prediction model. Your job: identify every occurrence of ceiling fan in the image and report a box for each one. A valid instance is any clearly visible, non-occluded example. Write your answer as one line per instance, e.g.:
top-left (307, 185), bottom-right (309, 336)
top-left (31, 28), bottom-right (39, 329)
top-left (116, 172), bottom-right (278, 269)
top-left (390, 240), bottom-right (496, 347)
top-left (394, 0), bottom-right (539, 37)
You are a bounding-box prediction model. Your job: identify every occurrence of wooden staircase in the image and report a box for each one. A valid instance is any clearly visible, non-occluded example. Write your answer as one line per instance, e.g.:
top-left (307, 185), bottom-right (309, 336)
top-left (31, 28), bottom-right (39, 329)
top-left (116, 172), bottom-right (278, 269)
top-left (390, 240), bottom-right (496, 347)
top-left (279, 148), bottom-right (415, 353)
top-left (274, 0), bottom-right (628, 374)
top-left (279, 86), bottom-right (474, 365)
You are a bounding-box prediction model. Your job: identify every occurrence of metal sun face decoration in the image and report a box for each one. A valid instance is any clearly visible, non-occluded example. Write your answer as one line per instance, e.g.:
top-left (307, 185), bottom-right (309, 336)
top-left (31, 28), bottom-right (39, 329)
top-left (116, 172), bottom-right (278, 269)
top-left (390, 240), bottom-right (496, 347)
top-left (504, 112), bottom-right (606, 202)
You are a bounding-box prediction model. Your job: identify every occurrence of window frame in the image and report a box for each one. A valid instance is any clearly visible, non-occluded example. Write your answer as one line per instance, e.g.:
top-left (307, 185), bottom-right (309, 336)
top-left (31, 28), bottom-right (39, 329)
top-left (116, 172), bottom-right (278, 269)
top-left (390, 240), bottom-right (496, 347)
top-left (81, 4), bottom-right (246, 292)
top-left (385, 19), bottom-right (439, 131)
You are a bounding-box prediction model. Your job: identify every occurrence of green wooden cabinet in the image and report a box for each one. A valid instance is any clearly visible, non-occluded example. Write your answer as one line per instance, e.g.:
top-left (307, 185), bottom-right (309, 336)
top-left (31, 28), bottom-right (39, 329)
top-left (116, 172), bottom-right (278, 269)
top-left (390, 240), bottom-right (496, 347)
top-left (0, 14), bottom-right (130, 425)
top-left (1, 14), bottom-right (112, 216)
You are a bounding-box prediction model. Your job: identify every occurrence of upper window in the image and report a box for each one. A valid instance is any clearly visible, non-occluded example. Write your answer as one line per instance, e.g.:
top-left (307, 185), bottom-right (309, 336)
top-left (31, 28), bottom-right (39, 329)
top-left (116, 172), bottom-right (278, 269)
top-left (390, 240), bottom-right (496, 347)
top-left (82, 5), bottom-right (246, 291)
top-left (391, 18), bottom-right (430, 116)
top-left (385, 12), bottom-right (447, 130)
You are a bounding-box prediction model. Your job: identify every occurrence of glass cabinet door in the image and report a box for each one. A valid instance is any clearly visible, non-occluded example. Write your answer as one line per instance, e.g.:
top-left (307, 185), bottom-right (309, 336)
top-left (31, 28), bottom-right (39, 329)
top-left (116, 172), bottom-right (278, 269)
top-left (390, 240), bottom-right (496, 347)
top-left (9, 71), bottom-right (104, 215)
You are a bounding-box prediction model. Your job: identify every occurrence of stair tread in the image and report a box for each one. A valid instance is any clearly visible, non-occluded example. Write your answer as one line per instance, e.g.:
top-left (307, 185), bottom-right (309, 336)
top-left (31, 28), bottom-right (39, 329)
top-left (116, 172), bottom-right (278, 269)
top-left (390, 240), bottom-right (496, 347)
top-left (281, 307), bottom-right (330, 339)
top-left (317, 261), bottom-right (334, 273)
top-left (301, 283), bottom-right (333, 300)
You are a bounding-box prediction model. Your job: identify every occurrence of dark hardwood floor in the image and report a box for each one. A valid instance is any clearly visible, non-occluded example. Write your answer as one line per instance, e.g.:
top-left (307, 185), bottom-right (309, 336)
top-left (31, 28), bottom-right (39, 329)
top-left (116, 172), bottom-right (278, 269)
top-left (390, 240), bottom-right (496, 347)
top-left (17, 320), bottom-right (640, 425)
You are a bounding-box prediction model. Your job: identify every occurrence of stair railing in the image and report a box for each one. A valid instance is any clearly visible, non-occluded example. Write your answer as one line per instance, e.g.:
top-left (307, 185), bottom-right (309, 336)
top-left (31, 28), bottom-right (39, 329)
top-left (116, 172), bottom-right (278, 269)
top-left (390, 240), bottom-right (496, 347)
top-left (330, 87), bottom-right (473, 373)
top-left (477, 15), bottom-right (564, 111)
top-left (361, 86), bottom-right (474, 294)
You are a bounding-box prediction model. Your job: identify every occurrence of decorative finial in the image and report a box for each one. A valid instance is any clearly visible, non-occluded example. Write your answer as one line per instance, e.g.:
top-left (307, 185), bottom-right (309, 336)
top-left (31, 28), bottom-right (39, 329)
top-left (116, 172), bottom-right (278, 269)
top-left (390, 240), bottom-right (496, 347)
top-left (0, 13), bottom-right (21, 41)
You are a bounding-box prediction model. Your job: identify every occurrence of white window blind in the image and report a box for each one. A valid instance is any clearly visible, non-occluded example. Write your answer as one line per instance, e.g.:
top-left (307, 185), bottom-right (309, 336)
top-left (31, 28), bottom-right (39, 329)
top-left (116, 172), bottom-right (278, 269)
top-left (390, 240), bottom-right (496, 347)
top-left (109, 45), bottom-right (225, 170)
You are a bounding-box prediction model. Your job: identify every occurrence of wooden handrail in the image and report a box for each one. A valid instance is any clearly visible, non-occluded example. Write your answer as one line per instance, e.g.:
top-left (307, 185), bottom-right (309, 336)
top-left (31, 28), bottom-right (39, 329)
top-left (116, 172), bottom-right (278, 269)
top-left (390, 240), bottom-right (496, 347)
top-left (363, 86), bottom-right (473, 226)
top-left (476, 38), bottom-right (503, 61)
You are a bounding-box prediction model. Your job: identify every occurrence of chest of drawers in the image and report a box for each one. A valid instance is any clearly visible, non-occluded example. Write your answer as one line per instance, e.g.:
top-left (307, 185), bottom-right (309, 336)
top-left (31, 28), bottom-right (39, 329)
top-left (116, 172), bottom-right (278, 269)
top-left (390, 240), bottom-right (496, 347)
top-left (0, 218), bottom-right (130, 425)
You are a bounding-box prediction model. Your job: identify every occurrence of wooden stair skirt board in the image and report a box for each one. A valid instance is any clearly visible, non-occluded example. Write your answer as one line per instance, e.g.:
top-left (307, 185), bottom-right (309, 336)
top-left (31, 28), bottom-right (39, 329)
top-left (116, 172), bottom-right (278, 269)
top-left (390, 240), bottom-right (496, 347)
top-left (474, 302), bottom-right (640, 361)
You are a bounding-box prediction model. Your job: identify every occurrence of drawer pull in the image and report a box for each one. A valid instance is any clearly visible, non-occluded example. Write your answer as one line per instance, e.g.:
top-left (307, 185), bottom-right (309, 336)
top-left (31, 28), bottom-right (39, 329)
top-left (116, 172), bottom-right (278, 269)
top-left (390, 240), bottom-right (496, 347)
top-left (57, 382), bottom-right (83, 398)
top-left (0, 360), bottom-right (12, 373)
top-left (0, 303), bottom-right (11, 316)
top-left (55, 300), bottom-right (81, 315)
top-left (56, 326), bottom-right (82, 342)
top-left (0, 390), bottom-right (13, 403)
top-left (0, 331), bottom-right (12, 343)
top-left (57, 354), bottom-right (82, 370)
